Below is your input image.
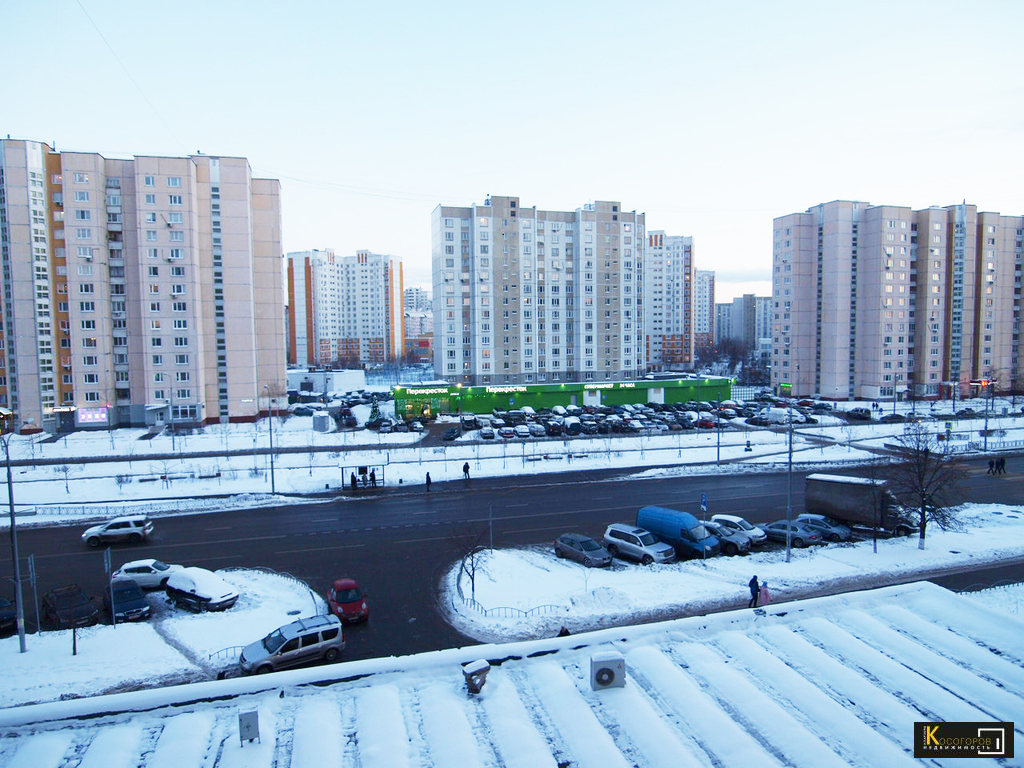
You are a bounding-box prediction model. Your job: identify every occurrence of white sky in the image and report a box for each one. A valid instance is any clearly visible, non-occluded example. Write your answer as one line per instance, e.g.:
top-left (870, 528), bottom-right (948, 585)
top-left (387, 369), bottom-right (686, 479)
top-left (6, 1), bottom-right (1024, 300)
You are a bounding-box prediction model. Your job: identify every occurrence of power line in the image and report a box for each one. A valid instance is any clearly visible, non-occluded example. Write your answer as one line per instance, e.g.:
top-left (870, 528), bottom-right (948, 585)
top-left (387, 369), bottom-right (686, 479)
top-left (75, 0), bottom-right (185, 153)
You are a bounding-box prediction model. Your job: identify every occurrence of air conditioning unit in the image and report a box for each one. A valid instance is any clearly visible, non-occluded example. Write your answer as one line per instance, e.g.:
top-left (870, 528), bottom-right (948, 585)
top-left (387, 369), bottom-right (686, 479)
top-left (590, 651), bottom-right (626, 690)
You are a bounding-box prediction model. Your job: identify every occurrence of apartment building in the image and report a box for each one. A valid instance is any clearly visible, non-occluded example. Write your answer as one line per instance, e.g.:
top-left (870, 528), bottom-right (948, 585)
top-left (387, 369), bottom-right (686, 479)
top-left (693, 270), bottom-right (716, 354)
top-left (771, 200), bottom-right (1023, 400)
top-left (715, 294), bottom-right (770, 349)
top-left (0, 138), bottom-right (284, 433)
top-left (404, 286), bottom-right (431, 312)
top-left (287, 249), bottom-right (403, 367)
top-left (644, 231), bottom-right (694, 369)
top-left (431, 196), bottom-right (645, 385)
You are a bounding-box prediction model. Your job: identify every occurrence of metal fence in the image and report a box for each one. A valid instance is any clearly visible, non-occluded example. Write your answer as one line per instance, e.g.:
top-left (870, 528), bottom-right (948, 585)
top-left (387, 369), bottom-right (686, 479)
top-left (454, 572), bottom-right (560, 618)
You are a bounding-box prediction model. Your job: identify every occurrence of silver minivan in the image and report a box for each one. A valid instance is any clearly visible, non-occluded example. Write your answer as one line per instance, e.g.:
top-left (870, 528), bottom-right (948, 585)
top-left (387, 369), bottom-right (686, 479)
top-left (240, 614), bottom-right (346, 675)
top-left (602, 523), bottom-right (675, 564)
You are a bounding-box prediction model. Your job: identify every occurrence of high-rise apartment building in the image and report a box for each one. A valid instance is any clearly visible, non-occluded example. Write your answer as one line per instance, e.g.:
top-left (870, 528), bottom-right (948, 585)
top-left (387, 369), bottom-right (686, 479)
top-left (715, 293), bottom-right (769, 350)
top-left (431, 196), bottom-right (645, 385)
top-left (287, 248), bottom-right (403, 367)
top-left (0, 139), bottom-right (284, 432)
top-left (693, 270), bottom-right (716, 354)
top-left (404, 286), bottom-right (431, 312)
top-left (644, 231), bottom-right (694, 369)
top-left (771, 200), bottom-right (1023, 400)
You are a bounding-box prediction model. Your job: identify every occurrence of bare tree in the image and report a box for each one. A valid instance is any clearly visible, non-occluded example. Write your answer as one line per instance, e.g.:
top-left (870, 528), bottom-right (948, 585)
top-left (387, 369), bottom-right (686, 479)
top-left (450, 524), bottom-right (491, 604)
top-left (54, 464), bottom-right (77, 494)
top-left (883, 423), bottom-right (968, 550)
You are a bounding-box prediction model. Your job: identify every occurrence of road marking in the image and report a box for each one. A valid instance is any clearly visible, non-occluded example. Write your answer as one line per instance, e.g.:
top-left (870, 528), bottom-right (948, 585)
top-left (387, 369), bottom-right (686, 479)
top-left (278, 543), bottom-right (365, 555)
top-left (511, 525), bottom-right (572, 535)
top-left (393, 535), bottom-right (456, 544)
top-left (412, 509), bottom-right (439, 515)
top-left (205, 526), bottom-right (233, 531)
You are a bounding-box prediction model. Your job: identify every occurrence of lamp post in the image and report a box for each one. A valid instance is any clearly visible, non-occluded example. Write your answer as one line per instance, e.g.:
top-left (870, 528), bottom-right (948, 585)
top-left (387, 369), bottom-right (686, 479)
top-left (263, 386), bottom-right (276, 494)
top-left (1, 410), bottom-right (27, 652)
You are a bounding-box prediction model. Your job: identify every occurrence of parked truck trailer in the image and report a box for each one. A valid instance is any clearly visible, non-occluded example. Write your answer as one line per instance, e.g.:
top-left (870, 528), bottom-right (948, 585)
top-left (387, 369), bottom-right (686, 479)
top-left (804, 473), bottom-right (915, 536)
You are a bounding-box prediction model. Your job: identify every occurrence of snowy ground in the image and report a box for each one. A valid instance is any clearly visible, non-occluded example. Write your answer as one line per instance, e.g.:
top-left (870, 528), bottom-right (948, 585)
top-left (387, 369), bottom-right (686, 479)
top-left (1, 395), bottom-right (1020, 527)
top-left (1, 502), bottom-right (1021, 711)
top-left (0, 397), bottom-right (1021, 766)
top-left (0, 582), bottom-right (1021, 767)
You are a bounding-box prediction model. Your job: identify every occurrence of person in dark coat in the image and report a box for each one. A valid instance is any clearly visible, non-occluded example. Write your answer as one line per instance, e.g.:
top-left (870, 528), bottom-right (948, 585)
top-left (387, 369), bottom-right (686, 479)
top-left (425, 472), bottom-right (431, 491)
top-left (350, 472), bottom-right (357, 492)
top-left (748, 575), bottom-right (760, 608)
top-left (463, 462), bottom-right (470, 480)
top-left (370, 469), bottom-right (377, 487)
top-left (997, 457), bottom-right (1006, 474)
top-left (988, 459), bottom-right (995, 475)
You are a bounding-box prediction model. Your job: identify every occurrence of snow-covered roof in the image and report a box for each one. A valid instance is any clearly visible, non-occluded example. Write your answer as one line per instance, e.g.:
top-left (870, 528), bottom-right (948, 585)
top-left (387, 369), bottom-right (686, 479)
top-left (1, 582), bottom-right (1020, 766)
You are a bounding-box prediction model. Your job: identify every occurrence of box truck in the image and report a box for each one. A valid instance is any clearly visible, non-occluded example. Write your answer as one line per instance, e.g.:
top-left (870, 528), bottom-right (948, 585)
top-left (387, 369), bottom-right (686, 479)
top-left (804, 473), bottom-right (915, 536)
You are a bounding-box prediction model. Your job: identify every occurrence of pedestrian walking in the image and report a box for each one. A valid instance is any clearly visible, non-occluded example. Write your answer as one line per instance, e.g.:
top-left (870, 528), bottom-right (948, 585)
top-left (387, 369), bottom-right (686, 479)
top-left (997, 457), bottom-right (1006, 474)
top-left (759, 581), bottom-right (772, 606)
top-left (425, 472), bottom-right (431, 491)
top-left (370, 469), bottom-right (377, 487)
top-left (748, 575), bottom-right (760, 608)
top-left (350, 472), bottom-right (357, 492)
top-left (463, 462), bottom-right (470, 480)
top-left (988, 459), bottom-right (995, 475)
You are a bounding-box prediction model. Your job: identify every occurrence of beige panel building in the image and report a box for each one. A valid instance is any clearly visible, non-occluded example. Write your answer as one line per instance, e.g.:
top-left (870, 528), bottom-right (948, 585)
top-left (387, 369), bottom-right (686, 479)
top-left (286, 249), bottom-right (404, 367)
top-left (644, 231), bottom-right (694, 369)
top-left (0, 139), bottom-right (284, 432)
top-left (771, 200), bottom-right (1023, 401)
top-left (431, 196), bottom-right (645, 385)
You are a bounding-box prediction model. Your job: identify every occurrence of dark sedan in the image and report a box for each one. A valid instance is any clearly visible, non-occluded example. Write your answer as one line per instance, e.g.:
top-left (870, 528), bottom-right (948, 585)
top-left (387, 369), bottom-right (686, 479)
top-left (554, 533), bottom-right (613, 568)
top-left (103, 579), bottom-right (152, 623)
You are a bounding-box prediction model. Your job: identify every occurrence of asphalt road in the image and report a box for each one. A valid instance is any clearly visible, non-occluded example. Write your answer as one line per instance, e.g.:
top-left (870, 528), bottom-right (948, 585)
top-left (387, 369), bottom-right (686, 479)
top-left (5, 459), bottom-right (1023, 661)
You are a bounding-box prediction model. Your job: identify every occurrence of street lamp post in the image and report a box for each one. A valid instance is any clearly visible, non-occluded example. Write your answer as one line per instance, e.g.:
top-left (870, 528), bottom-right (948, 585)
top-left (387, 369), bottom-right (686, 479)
top-left (785, 400), bottom-right (793, 564)
top-left (1, 410), bottom-right (27, 652)
top-left (264, 386), bottom-right (276, 494)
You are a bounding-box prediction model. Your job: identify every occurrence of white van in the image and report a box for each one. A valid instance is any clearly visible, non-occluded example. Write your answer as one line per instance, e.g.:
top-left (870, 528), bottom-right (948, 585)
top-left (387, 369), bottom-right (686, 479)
top-left (759, 407), bottom-right (803, 424)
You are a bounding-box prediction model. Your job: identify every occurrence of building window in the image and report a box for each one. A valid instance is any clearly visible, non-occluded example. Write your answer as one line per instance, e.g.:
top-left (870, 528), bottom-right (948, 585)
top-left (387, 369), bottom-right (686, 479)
top-left (144, 176), bottom-right (155, 187)
top-left (168, 195), bottom-right (182, 206)
top-left (167, 177), bottom-right (182, 187)
top-left (145, 194), bottom-right (156, 205)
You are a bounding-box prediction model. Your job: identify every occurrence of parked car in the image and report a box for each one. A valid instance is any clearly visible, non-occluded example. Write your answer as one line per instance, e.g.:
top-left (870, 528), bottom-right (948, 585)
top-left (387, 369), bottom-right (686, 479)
top-left (165, 567), bottom-right (239, 612)
top-left (103, 579), bottom-right (151, 623)
top-left (239, 614), bottom-right (346, 675)
top-left (602, 523), bottom-right (675, 565)
top-left (112, 558), bottom-right (184, 590)
top-left (497, 426), bottom-right (516, 439)
top-left (81, 515), bottom-right (154, 548)
top-left (41, 585), bottom-right (100, 629)
top-left (847, 407), bottom-right (872, 421)
top-left (795, 513), bottom-right (853, 542)
top-left (513, 424), bottom-right (531, 439)
top-left (554, 533), bottom-right (613, 568)
top-left (710, 514), bottom-right (767, 545)
top-left (479, 426), bottom-right (495, 439)
top-left (0, 596), bottom-right (16, 634)
top-left (442, 427), bottom-right (461, 441)
top-left (703, 521), bottom-right (752, 556)
top-left (291, 405), bottom-right (314, 417)
top-left (409, 420), bottom-right (425, 432)
top-left (528, 423), bottom-right (547, 437)
top-left (879, 413), bottom-right (906, 424)
top-left (327, 578), bottom-right (369, 623)
top-left (762, 521), bottom-right (823, 548)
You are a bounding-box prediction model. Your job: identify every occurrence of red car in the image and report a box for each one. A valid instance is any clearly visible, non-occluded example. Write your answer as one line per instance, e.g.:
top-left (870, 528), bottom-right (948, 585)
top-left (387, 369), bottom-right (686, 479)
top-left (327, 578), bottom-right (369, 623)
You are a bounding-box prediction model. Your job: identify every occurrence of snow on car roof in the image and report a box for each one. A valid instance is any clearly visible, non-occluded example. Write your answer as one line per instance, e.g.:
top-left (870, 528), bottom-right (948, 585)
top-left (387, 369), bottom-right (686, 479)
top-left (1, 582), bottom-right (1020, 766)
top-left (169, 567), bottom-right (236, 596)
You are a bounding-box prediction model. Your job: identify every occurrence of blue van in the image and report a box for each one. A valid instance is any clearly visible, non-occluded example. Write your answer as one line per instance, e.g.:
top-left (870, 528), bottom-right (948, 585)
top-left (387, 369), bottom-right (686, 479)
top-left (635, 506), bottom-right (720, 559)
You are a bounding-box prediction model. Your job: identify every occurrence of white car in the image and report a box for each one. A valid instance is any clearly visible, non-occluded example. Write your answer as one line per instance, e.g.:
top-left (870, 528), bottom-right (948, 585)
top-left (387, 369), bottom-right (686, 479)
top-left (165, 567), bottom-right (239, 612)
top-left (112, 559), bottom-right (184, 590)
top-left (710, 514), bottom-right (767, 545)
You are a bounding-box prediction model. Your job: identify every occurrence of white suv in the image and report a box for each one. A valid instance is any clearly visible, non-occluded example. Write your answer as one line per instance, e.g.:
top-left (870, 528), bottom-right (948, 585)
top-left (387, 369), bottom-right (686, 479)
top-left (602, 523), bottom-right (675, 564)
top-left (81, 516), bottom-right (154, 548)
